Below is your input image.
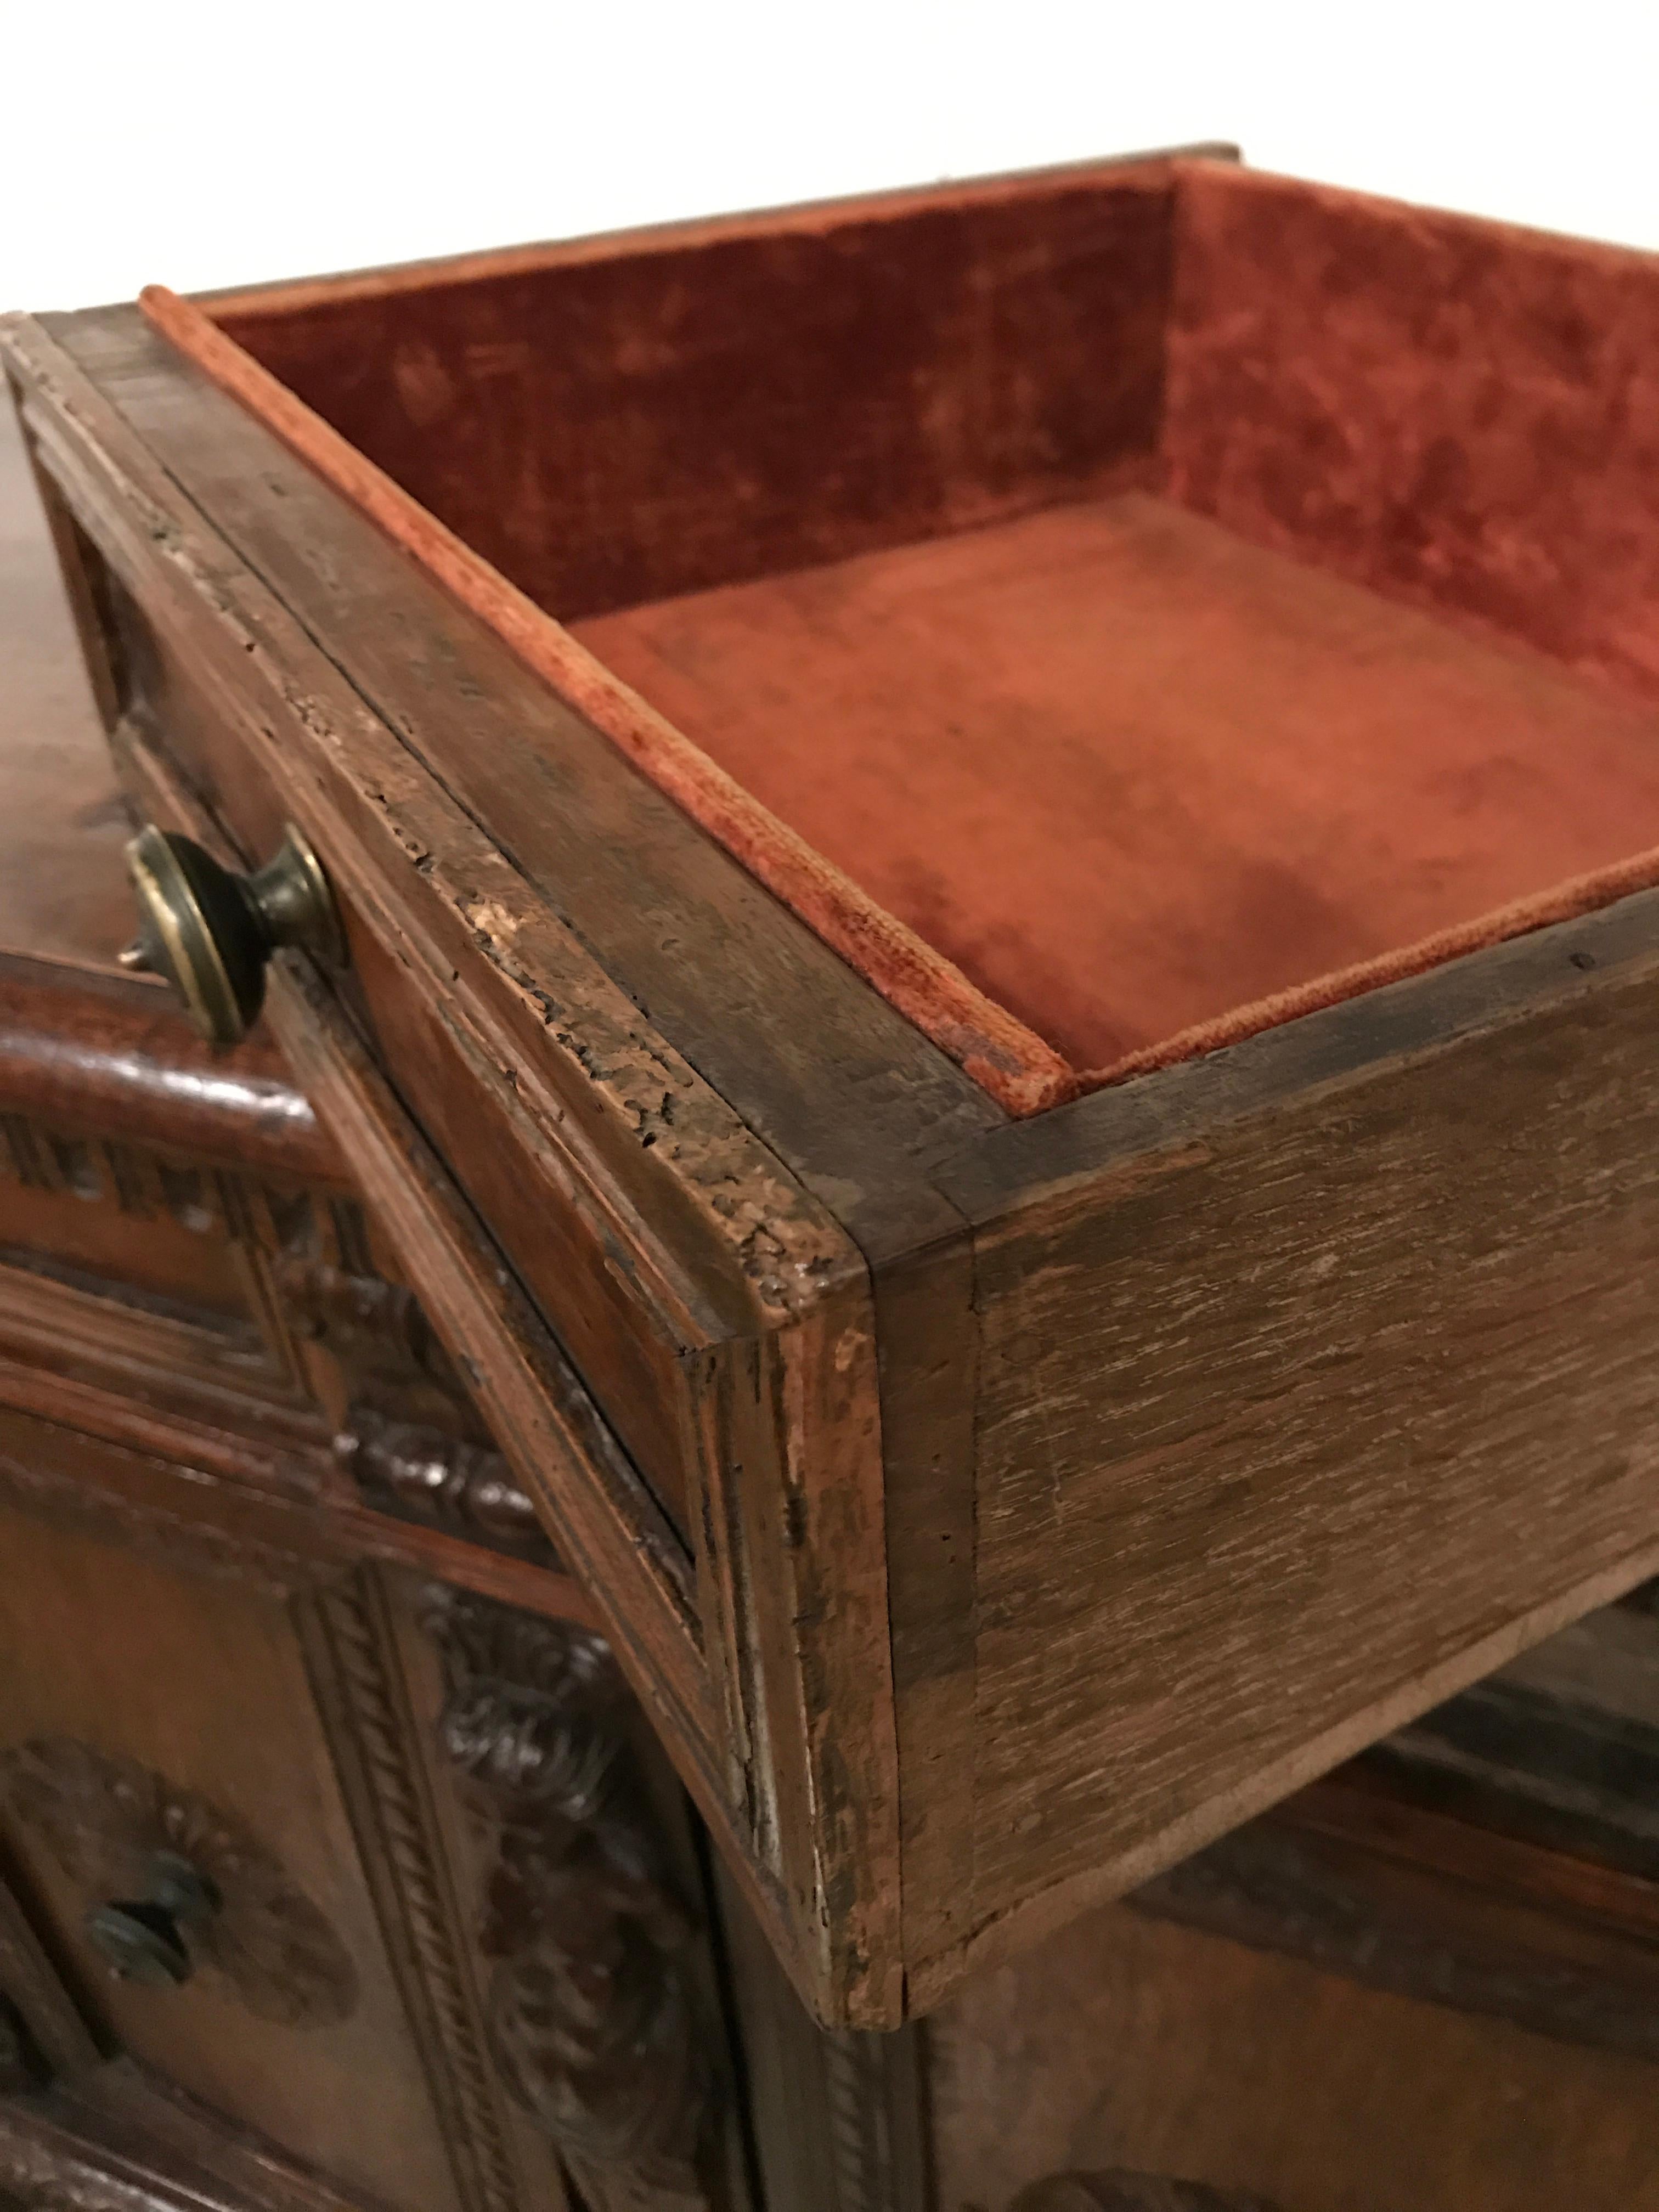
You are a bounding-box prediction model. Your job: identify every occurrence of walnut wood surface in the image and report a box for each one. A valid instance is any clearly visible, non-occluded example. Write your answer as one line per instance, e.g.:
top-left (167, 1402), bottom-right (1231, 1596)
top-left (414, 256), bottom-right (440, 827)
top-left (0, 391), bottom-right (132, 972)
top-left (0, 1486), bottom-right (460, 2212)
top-left (932, 1903), bottom-right (1659, 2211)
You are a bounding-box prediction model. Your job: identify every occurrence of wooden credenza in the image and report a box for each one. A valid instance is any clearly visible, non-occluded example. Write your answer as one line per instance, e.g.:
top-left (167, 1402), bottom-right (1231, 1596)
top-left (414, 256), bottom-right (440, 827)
top-left (9, 156), bottom-right (1659, 2212)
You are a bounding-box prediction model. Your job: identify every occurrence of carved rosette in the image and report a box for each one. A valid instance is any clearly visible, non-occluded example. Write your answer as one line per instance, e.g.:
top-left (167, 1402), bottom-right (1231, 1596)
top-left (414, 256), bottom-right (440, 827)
top-left (0, 1738), bottom-right (357, 2029)
top-left (422, 1587), bottom-right (712, 2209)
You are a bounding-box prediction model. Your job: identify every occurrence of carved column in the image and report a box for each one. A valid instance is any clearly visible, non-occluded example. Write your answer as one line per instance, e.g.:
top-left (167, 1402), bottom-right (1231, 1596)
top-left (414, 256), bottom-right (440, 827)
top-left (422, 1587), bottom-right (714, 2212)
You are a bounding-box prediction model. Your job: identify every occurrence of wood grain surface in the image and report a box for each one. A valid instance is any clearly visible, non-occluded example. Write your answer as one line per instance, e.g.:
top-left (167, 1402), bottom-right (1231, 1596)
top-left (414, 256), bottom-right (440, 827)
top-left (19, 160), bottom-right (1659, 2046)
top-left (930, 884), bottom-right (1659, 1996)
top-left (0, 390), bottom-right (132, 970)
top-left (931, 1902), bottom-right (1659, 2212)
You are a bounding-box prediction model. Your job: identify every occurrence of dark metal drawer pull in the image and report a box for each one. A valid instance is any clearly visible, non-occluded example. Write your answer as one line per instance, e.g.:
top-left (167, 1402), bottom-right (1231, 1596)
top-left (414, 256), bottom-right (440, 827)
top-left (85, 1849), bottom-right (218, 1988)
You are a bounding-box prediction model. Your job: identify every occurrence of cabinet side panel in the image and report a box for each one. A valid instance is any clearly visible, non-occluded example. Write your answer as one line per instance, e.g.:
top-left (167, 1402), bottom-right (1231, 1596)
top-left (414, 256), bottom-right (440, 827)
top-left (954, 948), bottom-right (1659, 1982)
top-left (929, 1903), bottom-right (1659, 2212)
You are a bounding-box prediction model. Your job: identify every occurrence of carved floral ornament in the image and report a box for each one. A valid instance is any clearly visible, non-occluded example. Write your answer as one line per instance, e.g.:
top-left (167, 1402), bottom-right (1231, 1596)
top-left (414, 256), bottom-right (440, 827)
top-left (0, 1738), bottom-right (357, 2028)
top-left (421, 1586), bottom-right (713, 2208)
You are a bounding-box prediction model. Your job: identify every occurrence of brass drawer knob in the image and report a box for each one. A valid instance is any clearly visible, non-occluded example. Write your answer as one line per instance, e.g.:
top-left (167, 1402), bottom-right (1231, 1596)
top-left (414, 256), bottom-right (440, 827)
top-left (120, 821), bottom-right (345, 1047)
top-left (85, 1850), bottom-right (219, 1989)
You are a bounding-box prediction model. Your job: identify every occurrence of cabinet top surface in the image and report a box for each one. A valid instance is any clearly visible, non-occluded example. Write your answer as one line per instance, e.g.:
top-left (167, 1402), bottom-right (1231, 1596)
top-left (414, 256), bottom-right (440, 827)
top-left (0, 394), bottom-right (137, 976)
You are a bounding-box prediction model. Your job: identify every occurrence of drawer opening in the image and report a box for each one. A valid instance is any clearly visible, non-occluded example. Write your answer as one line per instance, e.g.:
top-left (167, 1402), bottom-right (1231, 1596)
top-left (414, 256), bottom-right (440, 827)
top-left (154, 155), bottom-right (1659, 1114)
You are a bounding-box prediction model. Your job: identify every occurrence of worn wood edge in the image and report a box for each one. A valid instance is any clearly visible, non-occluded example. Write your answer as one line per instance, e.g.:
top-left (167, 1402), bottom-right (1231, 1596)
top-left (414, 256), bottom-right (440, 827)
top-left (107, 706), bottom-right (702, 1634)
top-left (0, 950), bottom-right (347, 1183)
top-left (51, 304), bottom-right (1006, 1275)
top-left (272, 936), bottom-right (889, 2012)
top-left (196, 141), bottom-right (1239, 332)
top-left (116, 725), bottom-right (905, 2021)
top-left (134, 284), bottom-right (1072, 1118)
top-left (936, 879), bottom-right (1659, 1226)
top-left (249, 963), bottom-right (823, 1950)
top-left (648, 1251), bottom-right (906, 2024)
top-left (267, 961), bottom-right (901, 2022)
top-left (904, 1539), bottom-right (1659, 2014)
top-left (2, 311), bottom-right (862, 1340)
top-left (10, 327), bottom-right (757, 1348)
top-left (759, 1298), bottom-right (905, 2023)
top-left (22, 301), bottom-right (843, 1512)
top-left (8, 307), bottom-right (913, 2023)
top-left (873, 1223), bottom-right (982, 1987)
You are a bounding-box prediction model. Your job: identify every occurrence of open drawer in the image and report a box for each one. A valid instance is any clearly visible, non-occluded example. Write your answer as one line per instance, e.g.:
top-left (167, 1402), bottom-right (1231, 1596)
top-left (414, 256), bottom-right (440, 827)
top-left (10, 145), bottom-right (1659, 2029)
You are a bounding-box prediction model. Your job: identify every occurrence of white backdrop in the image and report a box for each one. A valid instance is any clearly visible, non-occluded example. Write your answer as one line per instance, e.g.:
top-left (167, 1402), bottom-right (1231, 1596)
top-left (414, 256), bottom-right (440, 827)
top-left (4, 0), bottom-right (1659, 311)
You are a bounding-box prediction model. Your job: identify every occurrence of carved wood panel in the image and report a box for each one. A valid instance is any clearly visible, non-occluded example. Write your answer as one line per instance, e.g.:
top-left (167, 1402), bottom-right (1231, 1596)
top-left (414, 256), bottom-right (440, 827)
top-left (300, 1572), bottom-right (537, 2212)
top-left (277, 1235), bottom-right (552, 1565)
top-left (0, 1091), bottom-right (552, 1574)
top-left (0, 1485), bottom-right (461, 2212)
top-left (1, 1103), bottom-right (319, 1364)
top-left (1, 1740), bottom-right (357, 2030)
top-left (419, 1585), bottom-right (718, 2212)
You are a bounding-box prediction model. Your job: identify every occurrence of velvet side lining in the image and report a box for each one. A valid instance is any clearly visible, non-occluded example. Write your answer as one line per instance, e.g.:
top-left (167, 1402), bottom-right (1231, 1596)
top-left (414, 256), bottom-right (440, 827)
top-left (139, 284), bottom-right (1076, 1116)
top-left (1164, 161), bottom-right (1659, 703)
top-left (212, 172), bottom-right (1176, 621)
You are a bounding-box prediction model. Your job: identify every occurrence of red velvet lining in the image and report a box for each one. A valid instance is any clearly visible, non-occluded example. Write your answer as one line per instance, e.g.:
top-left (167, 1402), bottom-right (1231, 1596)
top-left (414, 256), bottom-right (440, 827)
top-left (207, 169), bottom-right (1175, 621)
top-left (142, 157), bottom-right (1659, 1114)
top-left (1166, 164), bottom-right (1659, 703)
top-left (573, 492), bottom-right (1659, 1074)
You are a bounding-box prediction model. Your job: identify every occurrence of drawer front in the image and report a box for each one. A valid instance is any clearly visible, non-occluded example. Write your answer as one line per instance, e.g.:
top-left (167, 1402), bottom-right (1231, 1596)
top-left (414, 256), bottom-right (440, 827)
top-left (3, 311), bottom-right (906, 2031)
top-left (8, 315), bottom-right (860, 1559)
